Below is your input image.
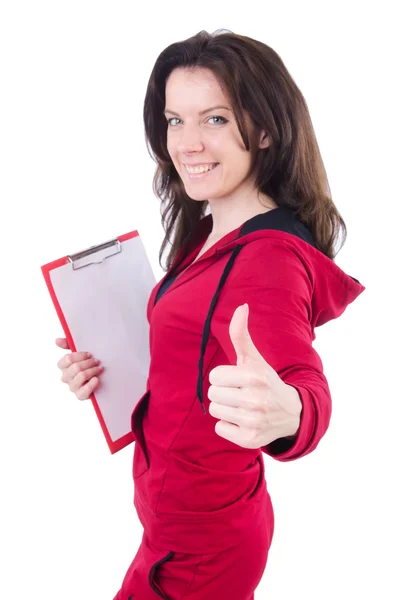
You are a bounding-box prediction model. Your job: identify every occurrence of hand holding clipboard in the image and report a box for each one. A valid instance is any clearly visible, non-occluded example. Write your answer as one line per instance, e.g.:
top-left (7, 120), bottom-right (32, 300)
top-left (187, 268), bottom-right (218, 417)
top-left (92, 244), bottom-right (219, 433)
top-left (41, 229), bottom-right (157, 454)
top-left (55, 336), bottom-right (104, 400)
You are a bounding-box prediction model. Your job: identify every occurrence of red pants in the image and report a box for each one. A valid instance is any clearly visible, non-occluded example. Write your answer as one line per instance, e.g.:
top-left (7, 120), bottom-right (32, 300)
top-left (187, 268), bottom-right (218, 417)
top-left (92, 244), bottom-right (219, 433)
top-left (113, 521), bottom-right (270, 600)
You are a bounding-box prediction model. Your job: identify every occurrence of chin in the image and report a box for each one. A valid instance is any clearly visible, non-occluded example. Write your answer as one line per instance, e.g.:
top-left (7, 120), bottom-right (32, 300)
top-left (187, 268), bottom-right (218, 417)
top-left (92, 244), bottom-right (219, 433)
top-left (186, 194), bottom-right (209, 202)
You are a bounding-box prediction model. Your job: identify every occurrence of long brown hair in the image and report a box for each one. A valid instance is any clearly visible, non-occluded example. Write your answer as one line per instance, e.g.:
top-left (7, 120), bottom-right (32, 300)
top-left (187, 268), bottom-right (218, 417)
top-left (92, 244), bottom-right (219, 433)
top-left (143, 29), bottom-right (347, 270)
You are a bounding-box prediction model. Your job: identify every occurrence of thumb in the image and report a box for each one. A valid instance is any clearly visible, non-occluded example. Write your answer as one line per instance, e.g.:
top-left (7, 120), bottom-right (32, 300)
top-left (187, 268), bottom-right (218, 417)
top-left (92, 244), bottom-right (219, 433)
top-left (55, 337), bottom-right (70, 350)
top-left (229, 304), bottom-right (264, 367)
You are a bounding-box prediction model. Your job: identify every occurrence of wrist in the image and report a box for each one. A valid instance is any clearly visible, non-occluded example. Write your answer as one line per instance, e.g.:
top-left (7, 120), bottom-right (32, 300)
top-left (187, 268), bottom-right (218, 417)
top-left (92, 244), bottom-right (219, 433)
top-left (285, 384), bottom-right (302, 438)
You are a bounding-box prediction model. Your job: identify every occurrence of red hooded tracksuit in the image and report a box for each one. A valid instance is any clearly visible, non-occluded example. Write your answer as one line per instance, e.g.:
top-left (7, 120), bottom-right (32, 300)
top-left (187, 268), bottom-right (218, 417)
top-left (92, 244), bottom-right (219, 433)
top-left (113, 207), bottom-right (365, 600)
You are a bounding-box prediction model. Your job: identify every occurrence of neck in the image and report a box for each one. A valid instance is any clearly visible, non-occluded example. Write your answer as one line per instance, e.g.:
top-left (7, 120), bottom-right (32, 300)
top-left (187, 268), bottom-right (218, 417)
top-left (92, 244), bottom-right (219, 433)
top-left (208, 193), bottom-right (278, 238)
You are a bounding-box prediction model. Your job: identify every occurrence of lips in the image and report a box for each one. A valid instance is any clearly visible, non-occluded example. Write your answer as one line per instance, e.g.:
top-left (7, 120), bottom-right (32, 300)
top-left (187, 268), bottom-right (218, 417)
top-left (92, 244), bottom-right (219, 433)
top-left (183, 162), bottom-right (219, 167)
top-left (183, 164), bottom-right (220, 180)
top-left (183, 163), bottom-right (219, 173)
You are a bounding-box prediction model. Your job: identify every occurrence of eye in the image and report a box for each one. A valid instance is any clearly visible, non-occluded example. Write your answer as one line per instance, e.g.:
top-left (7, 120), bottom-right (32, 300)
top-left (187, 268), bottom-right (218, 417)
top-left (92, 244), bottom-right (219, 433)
top-left (208, 116), bottom-right (228, 125)
top-left (167, 117), bottom-right (180, 126)
top-left (167, 116), bottom-right (228, 127)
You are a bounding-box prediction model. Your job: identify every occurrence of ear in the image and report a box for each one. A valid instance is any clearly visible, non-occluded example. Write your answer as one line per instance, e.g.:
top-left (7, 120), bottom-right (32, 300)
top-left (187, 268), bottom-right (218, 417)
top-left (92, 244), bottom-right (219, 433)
top-left (258, 130), bottom-right (271, 149)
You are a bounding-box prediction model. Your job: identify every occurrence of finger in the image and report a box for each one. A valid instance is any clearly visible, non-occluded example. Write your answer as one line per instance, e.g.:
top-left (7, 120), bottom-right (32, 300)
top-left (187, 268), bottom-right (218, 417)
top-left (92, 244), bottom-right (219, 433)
top-left (55, 338), bottom-right (70, 350)
top-left (69, 365), bottom-right (104, 393)
top-left (208, 383), bottom-right (244, 407)
top-left (57, 351), bottom-right (93, 370)
top-left (208, 384), bottom-right (264, 412)
top-left (68, 357), bottom-right (101, 378)
top-left (209, 400), bottom-right (259, 429)
top-left (75, 376), bottom-right (100, 401)
top-left (209, 365), bottom-right (267, 389)
top-left (60, 357), bottom-right (100, 383)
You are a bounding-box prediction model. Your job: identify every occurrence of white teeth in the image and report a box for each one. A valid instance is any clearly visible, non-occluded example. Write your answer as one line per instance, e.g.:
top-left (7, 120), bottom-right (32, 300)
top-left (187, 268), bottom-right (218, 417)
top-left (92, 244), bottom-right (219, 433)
top-left (185, 164), bottom-right (217, 174)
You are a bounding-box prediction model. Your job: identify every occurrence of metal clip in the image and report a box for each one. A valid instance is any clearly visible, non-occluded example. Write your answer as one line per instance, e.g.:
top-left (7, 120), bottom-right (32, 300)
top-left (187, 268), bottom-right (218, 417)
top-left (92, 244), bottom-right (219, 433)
top-left (68, 238), bottom-right (121, 270)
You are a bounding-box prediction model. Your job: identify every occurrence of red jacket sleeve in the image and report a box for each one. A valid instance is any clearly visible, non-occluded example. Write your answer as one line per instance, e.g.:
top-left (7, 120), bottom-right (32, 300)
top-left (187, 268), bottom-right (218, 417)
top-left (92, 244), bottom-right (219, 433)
top-left (210, 239), bottom-right (331, 462)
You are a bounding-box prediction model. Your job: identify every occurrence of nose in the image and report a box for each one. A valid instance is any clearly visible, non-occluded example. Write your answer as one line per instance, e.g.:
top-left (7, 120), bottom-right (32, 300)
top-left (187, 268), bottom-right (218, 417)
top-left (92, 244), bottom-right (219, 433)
top-left (175, 125), bottom-right (204, 153)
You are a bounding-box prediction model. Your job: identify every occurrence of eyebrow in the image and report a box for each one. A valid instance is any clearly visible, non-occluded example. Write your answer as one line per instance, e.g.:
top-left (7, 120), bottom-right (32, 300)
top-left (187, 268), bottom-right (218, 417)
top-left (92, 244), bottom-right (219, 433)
top-left (163, 105), bottom-right (232, 116)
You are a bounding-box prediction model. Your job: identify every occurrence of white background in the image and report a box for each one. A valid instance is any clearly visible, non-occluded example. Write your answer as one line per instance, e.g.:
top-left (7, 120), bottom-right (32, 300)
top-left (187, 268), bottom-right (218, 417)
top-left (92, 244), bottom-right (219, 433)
top-left (1, 1), bottom-right (396, 599)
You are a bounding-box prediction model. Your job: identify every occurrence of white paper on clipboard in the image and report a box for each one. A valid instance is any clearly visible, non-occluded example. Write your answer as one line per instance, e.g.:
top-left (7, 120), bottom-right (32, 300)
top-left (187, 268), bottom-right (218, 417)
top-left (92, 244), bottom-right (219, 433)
top-left (42, 230), bottom-right (156, 452)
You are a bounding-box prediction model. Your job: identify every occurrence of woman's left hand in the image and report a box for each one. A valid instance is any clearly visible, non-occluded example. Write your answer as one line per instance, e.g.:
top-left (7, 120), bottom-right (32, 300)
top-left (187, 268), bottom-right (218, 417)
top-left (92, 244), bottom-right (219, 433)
top-left (208, 303), bottom-right (303, 449)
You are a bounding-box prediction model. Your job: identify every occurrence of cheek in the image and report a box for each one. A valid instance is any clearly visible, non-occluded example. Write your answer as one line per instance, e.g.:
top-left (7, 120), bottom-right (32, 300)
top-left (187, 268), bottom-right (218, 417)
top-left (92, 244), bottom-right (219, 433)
top-left (166, 143), bottom-right (178, 166)
top-left (168, 144), bottom-right (180, 165)
top-left (166, 134), bottom-right (174, 153)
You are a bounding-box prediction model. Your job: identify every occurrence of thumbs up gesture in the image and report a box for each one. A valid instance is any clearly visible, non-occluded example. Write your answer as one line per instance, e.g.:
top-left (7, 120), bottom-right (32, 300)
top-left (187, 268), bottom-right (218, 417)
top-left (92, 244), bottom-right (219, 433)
top-left (208, 303), bottom-right (303, 449)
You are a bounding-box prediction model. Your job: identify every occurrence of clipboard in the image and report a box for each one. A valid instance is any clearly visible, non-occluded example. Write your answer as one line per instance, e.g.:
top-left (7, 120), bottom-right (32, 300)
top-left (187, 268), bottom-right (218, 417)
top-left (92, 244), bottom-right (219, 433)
top-left (41, 229), bottom-right (156, 454)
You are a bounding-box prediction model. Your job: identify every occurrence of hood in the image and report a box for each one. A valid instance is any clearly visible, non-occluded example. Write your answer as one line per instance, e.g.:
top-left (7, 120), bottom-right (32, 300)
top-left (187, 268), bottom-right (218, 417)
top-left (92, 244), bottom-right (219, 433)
top-left (192, 207), bottom-right (365, 414)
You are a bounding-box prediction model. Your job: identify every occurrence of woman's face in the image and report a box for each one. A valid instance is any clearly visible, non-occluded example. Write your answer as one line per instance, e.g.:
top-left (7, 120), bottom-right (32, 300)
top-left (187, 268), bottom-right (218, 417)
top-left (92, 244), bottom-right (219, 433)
top-left (164, 67), bottom-right (269, 203)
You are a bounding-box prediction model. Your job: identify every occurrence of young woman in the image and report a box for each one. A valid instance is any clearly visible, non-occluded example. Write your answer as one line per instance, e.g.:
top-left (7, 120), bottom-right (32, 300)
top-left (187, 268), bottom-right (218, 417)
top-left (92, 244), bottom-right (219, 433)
top-left (56, 30), bottom-right (365, 600)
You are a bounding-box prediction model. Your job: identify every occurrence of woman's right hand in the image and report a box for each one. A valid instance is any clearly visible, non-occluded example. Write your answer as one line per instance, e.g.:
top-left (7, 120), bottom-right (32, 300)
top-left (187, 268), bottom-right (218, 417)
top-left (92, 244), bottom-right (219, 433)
top-left (55, 338), bottom-right (104, 400)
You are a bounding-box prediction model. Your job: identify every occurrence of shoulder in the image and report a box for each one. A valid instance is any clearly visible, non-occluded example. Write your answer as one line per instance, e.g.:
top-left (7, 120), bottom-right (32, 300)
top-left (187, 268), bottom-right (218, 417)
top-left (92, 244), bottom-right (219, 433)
top-left (234, 232), bottom-right (316, 290)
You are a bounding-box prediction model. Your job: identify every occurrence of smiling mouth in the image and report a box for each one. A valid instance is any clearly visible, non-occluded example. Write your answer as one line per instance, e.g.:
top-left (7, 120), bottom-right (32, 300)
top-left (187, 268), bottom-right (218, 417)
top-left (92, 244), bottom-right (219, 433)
top-left (183, 163), bottom-right (220, 178)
